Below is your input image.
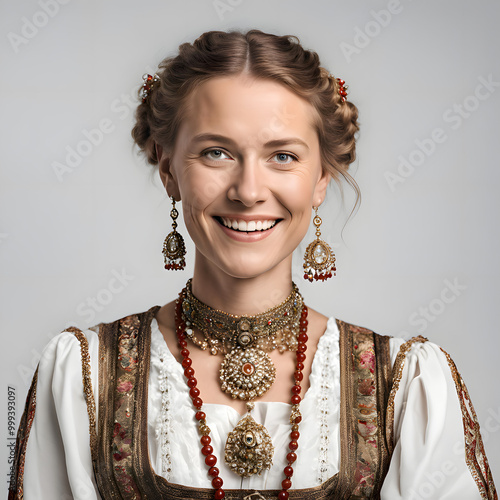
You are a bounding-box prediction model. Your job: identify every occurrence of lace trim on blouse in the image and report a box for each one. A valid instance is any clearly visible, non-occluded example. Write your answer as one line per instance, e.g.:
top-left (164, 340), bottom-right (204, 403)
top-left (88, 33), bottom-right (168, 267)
top-left (154, 340), bottom-right (173, 480)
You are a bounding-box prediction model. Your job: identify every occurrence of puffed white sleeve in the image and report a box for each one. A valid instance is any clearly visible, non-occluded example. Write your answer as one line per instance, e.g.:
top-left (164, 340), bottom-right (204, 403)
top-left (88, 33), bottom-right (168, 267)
top-left (17, 329), bottom-right (100, 500)
top-left (380, 337), bottom-right (496, 500)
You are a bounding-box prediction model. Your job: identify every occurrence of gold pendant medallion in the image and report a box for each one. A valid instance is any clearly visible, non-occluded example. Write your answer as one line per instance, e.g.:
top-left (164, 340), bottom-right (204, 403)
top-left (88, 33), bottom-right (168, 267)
top-left (224, 404), bottom-right (274, 477)
top-left (219, 347), bottom-right (276, 400)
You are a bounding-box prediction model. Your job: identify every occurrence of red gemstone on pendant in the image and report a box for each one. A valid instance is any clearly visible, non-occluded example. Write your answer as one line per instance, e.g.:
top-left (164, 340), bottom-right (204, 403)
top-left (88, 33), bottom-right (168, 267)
top-left (291, 395), bottom-right (301, 405)
top-left (291, 385), bottom-right (301, 394)
top-left (294, 415), bottom-right (302, 424)
top-left (242, 362), bottom-right (255, 376)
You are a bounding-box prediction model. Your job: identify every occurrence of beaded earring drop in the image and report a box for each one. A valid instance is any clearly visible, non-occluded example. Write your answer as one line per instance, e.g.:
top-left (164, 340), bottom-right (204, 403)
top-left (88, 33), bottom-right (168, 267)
top-left (162, 197), bottom-right (186, 270)
top-left (303, 207), bottom-right (336, 282)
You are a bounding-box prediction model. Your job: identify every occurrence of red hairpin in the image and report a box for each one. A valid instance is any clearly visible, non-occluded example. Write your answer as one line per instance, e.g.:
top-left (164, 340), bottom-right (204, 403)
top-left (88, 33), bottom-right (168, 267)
top-left (336, 78), bottom-right (348, 102)
top-left (140, 73), bottom-right (160, 102)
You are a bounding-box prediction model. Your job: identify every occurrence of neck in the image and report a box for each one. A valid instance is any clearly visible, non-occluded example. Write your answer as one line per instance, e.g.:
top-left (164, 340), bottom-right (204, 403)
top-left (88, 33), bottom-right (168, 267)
top-left (191, 251), bottom-right (294, 316)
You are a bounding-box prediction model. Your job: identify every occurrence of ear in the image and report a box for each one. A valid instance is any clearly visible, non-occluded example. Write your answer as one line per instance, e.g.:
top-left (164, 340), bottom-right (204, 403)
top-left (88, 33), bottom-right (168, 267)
top-left (312, 168), bottom-right (331, 207)
top-left (156, 143), bottom-right (181, 201)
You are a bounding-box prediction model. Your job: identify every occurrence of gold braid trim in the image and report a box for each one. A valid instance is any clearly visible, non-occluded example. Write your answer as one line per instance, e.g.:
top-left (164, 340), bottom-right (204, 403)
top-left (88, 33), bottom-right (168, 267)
top-left (440, 347), bottom-right (497, 499)
top-left (67, 327), bottom-right (98, 464)
top-left (385, 335), bottom-right (428, 454)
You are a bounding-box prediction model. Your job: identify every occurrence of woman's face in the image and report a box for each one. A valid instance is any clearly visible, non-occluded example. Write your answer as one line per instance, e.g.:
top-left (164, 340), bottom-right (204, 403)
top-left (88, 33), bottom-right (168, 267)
top-left (158, 74), bottom-right (330, 280)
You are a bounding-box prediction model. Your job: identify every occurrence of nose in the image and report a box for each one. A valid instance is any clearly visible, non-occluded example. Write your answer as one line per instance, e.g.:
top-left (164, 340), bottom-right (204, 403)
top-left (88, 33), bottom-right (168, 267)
top-left (227, 159), bottom-right (268, 207)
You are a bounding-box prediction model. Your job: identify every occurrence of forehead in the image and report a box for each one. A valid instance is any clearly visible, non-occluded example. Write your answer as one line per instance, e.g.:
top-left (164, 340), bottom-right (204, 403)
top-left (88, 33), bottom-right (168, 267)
top-left (179, 74), bottom-right (319, 143)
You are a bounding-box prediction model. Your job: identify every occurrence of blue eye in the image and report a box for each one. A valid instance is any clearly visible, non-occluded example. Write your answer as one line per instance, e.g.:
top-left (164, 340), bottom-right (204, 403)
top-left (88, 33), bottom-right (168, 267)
top-left (273, 153), bottom-right (297, 164)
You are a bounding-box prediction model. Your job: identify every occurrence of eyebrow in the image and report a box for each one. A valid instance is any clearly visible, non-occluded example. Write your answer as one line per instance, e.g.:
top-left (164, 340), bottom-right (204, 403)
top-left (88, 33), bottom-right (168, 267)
top-left (190, 133), bottom-right (309, 150)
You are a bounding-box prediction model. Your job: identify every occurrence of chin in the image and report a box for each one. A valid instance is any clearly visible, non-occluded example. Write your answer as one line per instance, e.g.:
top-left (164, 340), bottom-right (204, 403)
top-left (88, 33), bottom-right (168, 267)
top-left (214, 252), bottom-right (292, 280)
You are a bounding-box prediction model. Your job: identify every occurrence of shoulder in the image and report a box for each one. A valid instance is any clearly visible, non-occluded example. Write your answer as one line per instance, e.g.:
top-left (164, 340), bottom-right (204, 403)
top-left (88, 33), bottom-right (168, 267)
top-left (37, 326), bottom-right (99, 371)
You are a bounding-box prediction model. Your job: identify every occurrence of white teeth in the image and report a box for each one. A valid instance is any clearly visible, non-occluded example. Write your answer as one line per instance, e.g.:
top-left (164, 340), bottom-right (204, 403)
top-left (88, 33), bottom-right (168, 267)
top-left (219, 218), bottom-right (277, 232)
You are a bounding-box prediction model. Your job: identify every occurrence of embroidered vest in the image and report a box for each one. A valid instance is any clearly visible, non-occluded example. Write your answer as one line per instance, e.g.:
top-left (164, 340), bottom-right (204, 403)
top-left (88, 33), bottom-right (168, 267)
top-left (89, 306), bottom-right (394, 499)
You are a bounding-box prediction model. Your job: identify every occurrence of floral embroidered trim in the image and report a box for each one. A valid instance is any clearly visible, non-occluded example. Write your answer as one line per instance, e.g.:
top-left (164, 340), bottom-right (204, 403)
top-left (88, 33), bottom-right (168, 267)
top-left (8, 369), bottom-right (38, 500)
top-left (112, 314), bottom-right (143, 498)
top-left (440, 348), bottom-right (498, 499)
top-left (156, 345), bottom-right (173, 480)
top-left (68, 328), bottom-right (98, 461)
top-left (385, 335), bottom-right (427, 453)
top-left (350, 326), bottom-right (379, 496)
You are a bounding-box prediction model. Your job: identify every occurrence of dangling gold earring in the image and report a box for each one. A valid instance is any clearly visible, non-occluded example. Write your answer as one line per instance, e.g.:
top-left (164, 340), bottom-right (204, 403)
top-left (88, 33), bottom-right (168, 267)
top-left (163, 197), bottom-right (186, 270)
top-left (303, 206), bottom-right (336, 282)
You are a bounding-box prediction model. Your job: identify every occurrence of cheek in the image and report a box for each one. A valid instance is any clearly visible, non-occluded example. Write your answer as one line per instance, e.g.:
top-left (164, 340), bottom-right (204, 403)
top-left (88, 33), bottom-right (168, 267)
top-left (179, 168), bottom-right (230, 211)
top-left (278, 172), bottom-right (318, 214)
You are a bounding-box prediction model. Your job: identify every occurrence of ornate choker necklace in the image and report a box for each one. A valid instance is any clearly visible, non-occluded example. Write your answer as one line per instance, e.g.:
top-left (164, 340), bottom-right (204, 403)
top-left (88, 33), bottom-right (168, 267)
top-left (175, 281), bottom-right (309, 498)
top-left (181, 279), bottom-right (303, 401)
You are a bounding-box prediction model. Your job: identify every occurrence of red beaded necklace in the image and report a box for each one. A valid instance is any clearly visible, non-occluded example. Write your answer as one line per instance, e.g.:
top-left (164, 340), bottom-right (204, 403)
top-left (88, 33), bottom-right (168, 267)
top-left (174, 294), bottom-right (309, 500)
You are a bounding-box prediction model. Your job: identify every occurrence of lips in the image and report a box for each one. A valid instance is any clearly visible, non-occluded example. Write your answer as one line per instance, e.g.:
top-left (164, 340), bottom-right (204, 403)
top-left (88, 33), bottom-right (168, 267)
top-left (216, 217), bottom-right (278, 232)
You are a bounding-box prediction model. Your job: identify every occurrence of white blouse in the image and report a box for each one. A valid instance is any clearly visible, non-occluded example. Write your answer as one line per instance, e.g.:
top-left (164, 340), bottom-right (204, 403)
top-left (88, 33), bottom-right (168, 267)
top-left (22, 316), bottom-right (482, 499)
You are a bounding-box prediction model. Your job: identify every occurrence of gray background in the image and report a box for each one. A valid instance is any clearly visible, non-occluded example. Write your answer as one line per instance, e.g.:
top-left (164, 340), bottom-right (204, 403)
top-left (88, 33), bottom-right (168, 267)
top-left (1, 0), bottom-right (499, 492)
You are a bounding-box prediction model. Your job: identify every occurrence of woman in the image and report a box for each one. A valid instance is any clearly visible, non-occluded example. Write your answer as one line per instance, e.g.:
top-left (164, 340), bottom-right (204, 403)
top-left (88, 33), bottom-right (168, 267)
top-left (9, 29), bottom-right (496, 499)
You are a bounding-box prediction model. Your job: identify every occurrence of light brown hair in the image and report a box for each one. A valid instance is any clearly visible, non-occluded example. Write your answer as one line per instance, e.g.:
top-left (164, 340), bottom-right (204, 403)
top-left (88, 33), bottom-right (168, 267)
top-left (132, 29), bottom-right (360, 203)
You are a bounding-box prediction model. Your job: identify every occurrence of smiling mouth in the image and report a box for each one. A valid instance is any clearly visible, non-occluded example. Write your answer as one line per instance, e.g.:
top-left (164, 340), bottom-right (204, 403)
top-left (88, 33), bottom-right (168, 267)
top-left (215, 217), bottom-right (279, 232)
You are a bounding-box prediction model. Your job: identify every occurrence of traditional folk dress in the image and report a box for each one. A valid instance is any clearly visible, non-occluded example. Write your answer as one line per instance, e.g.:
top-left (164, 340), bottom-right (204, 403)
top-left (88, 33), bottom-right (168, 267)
top-left (9, 306), bottom-right (497, 499)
